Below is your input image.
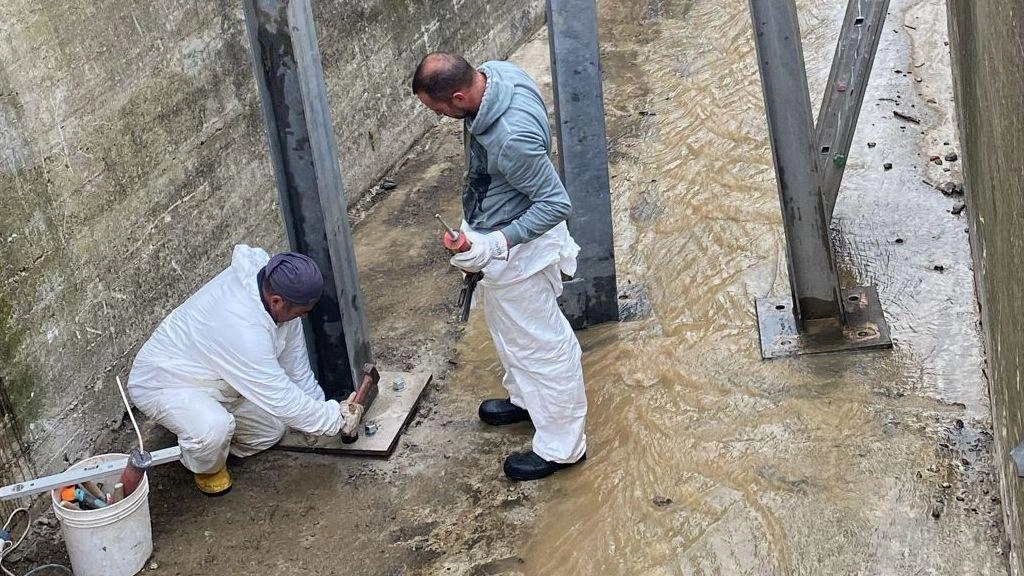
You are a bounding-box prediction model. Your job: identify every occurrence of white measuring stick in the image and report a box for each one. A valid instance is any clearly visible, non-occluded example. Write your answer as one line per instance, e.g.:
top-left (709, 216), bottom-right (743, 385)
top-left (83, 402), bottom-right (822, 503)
top-left (0, 446), bottom-right (182, 502)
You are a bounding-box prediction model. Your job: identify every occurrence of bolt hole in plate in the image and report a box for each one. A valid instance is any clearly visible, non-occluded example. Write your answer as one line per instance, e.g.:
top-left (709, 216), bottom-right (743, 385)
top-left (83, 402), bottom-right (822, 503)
top-left (775, 304), bottom-right (786, 310)
top-left (848, 295), bottom-right (860, 302)
top-left (855, 16), bottom-right (865, 25)
top-left (846, 325), bottom-right (880, 341)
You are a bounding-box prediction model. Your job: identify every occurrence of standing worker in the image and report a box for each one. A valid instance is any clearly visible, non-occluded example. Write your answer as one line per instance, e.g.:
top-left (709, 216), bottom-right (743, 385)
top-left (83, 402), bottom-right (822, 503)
top-left (128, 245), bottom-right (363, 495)
top-left (412, 52), bottom-right (588, 480)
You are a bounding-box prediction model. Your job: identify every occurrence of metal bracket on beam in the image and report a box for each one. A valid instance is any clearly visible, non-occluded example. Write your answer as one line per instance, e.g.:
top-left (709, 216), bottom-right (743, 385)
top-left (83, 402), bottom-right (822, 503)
top-left (756, 286), bottom-right (891, 359)
top-left (547, 0), bottom-right (619, 330)
top-left (243, 0), bottom-right (373, 399)
top-left (749, 0), bottom-right (892, 359)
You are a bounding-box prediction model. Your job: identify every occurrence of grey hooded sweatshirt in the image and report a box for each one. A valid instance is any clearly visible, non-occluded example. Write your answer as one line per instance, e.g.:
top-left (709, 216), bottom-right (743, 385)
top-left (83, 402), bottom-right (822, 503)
top-left (463, 61), bottom-right (572, 248)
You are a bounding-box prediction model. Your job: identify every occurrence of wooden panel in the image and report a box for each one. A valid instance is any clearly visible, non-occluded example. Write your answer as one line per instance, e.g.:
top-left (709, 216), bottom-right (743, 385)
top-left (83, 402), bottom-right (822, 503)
top-left (275, 371), bottom-right (431, 457)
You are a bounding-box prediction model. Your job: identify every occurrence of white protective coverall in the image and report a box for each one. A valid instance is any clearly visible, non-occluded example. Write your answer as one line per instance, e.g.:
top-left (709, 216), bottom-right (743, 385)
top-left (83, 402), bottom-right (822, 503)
top-left (467, 220), bottom-right (588, 464)
top-left (128, 244), bottom-right (343, 474)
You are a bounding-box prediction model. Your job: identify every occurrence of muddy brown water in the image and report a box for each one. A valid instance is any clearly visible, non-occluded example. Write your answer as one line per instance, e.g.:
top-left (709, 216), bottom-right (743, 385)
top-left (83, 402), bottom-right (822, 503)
top-left (449, 0), bottom-right (1007, 573)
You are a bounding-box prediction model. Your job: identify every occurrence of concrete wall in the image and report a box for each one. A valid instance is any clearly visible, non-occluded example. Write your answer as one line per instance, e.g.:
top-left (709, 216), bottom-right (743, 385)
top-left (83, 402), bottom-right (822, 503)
top-left (946, 1), bottom-right (1024, 572)
top-left (0, 0), bottom-right (543, 487)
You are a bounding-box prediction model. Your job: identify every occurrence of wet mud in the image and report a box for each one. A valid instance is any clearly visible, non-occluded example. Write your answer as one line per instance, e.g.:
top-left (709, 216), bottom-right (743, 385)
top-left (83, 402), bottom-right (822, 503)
top-left (5, 0), bottom-right (1008, 574)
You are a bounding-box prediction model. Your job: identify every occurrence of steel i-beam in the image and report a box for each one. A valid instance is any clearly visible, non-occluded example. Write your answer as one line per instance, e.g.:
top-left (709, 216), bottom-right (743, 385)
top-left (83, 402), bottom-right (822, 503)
top-left (243, 0), bottom-right (375, 398)
top-left (748, 0), bottom-right (892, 359)
top-left (816, 0), bottom-right (890, 220)
top-left (546, 0), bottom-right (620, 330)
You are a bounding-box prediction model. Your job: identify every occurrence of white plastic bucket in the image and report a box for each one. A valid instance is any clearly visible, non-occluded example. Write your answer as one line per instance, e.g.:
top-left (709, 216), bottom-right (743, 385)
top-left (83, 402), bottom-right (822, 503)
top-left (50, 453), bottom-right (153, 576)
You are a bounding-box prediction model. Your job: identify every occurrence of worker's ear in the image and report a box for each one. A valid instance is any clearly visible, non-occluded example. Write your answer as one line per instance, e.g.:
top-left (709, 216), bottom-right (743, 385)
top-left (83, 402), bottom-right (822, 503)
top-left (268, 293), bottom-right (285, 309)
top-left (450, 90), bottom-right (468, 105)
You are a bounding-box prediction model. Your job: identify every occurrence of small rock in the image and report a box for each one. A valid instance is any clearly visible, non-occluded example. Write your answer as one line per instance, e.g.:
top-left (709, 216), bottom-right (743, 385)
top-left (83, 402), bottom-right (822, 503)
top-left (652, 496), bottom-right (673, 507)
top-left (941, 482), bottom-right (951, 489)
top-left (955, 419), bottom-right (964, 429)
top-left (945, 152), bottom-right (959, 162)
top-left (931, 499), bottom-right (944, 518)
top-left (933, 265), bottom-right (945, 272)
top-left (379, 178), bottom-right (397, 190)
top-left (867, 142), bottom-right (877, 148)
top-left (150, 562), bottom-right (159, 570)
top-left (938, 181), bottom-right (965, 196)
top-left (895, 238), bottom-right (905, 244)
top-left (883, 162), bottom-right (893, 171)
top-left (638, 110), bottom-right (657, 117)
top-left (962, 458), bottom-right (971, 467)
top-left (929, 155), bottom-right (943, 165)
top-left (927, 464), bottom-right (940, 473)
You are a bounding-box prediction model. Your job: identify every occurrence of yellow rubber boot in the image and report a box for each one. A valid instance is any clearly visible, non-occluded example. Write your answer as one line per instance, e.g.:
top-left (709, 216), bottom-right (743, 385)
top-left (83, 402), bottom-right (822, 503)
top-left (194, 465), bottom-right (232, 496)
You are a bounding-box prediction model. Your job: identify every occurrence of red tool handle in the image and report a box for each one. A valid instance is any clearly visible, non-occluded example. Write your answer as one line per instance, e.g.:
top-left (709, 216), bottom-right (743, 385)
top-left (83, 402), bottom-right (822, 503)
top-left (443, 231), bottom-right (472, 253)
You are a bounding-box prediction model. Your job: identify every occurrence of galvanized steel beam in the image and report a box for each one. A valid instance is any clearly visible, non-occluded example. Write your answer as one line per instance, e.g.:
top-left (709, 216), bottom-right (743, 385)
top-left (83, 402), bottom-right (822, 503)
top-left (243, 0), bottom-right (372, 397)
top-left (546, 0), bottom-right (620, 330)
top-left (749, 0), bottom-right (845, 325)
top-left (748, 0), bottom-right (892, 358)
top-left (816, 0), bottom-right (890, 220)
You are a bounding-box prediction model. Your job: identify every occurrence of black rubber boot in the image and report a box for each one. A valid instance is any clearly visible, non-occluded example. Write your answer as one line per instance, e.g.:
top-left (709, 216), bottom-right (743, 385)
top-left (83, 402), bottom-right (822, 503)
top-left (503, 451), bottom-right (587, 481)
top-left (478, 398), bottom-right (531, 426)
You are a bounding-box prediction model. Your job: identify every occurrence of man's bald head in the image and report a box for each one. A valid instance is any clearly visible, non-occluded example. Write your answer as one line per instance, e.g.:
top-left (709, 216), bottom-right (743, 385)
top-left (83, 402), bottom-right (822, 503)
top-left (412, 52), bottom-right (477, 101)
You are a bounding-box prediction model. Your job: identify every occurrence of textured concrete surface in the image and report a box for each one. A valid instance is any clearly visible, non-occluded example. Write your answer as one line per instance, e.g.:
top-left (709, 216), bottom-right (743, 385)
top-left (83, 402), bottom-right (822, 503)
top-left (948, 2), bottom-right (1024, 573)
top-left (0, 0), bottom-right (543, 486)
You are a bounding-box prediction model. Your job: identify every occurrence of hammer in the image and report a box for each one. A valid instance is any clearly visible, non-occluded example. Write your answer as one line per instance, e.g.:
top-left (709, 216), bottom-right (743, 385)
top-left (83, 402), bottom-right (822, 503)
top-left (340, 363), bottom-right (379, 444)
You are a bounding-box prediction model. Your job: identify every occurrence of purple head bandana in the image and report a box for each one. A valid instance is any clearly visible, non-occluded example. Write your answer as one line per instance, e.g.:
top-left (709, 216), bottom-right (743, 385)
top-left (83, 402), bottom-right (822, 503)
top-left (264, 252), bottom-right (323, 306)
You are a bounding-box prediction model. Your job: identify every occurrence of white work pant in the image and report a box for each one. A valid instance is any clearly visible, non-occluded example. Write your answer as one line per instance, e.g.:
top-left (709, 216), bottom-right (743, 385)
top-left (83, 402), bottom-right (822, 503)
top-left (131, 387), bottom-right (287, 474)
top-left (481, 264), bottom-right (587, 463)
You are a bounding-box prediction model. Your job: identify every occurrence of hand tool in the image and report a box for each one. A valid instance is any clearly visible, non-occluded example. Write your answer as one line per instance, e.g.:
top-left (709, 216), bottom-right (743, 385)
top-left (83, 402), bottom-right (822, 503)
top-left (435, 213), bottom-right (471, 253)
top-left (80, 481), bottom-right (104, 501)
top-left (340, 363), bottom-right (379, 444)
top-left (73, 488), bottom-right (107, 510)
top-left (111, 483), bottom-right (125, 504)
top-left (435, 213), bottom-right (482, 321)
top-left (457, 272), bottom-right (484, 322)
top-left (117, 448), bottom-right (152, 498)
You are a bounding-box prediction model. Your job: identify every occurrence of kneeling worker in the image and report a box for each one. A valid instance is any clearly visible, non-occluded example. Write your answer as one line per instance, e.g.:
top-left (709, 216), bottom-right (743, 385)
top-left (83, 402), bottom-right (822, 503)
top-left (128, 244), bottom-right (363, 495)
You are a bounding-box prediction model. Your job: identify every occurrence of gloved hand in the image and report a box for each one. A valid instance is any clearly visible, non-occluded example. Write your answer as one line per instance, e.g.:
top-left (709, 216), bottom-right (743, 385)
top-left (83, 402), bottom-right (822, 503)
top-left (338, 392), bottom-right (364, 437)
top-left (450, 230), bottom-right (509, 273)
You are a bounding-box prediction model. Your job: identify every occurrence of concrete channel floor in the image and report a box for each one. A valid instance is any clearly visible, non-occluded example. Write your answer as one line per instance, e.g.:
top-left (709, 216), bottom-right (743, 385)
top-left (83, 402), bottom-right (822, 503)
top-left (8, 0), bottom-right (1009, 574)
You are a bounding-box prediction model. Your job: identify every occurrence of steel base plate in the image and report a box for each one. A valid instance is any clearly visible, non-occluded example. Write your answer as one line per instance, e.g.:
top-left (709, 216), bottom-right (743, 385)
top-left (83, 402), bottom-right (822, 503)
top-left (275, 371), bottom-right (431, 457)
top-left (755, 286), bottom-right (892, 359)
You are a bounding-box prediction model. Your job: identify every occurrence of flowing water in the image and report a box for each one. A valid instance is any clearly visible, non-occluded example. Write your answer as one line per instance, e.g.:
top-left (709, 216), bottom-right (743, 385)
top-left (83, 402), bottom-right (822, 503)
top-left (450, 0), bottom-right (1006, 573)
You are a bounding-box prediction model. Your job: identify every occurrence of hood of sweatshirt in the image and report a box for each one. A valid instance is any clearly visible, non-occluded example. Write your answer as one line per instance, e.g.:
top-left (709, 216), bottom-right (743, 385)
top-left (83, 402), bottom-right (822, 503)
top-left (468, 62), bottom-right (516, 136)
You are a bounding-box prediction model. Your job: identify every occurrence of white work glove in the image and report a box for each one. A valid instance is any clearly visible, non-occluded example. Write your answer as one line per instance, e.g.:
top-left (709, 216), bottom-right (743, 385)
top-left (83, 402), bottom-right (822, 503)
top-left (338, 393), bottom-right (364, 437)
top-left (450, 230), bottom-right (509, 273)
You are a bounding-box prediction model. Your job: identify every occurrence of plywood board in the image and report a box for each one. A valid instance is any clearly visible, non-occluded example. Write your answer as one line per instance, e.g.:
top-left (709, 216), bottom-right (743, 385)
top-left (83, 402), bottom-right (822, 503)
top-left (275, 371), bottom-right (431, 457)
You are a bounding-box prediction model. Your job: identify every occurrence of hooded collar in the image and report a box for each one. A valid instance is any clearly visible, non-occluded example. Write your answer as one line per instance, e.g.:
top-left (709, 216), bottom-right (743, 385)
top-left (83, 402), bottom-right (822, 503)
top-left (230, 244), bottom-right (277, 327)
top-left (467, 63), bottom-right (513, 136)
